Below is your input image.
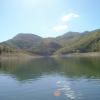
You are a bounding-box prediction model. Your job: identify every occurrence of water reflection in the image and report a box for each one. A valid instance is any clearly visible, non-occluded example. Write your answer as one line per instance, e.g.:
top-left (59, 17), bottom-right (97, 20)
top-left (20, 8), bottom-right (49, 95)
top-left (0, 57), bottom-right (100, 100)
top-left (0, 57), bottom-right (100, 81)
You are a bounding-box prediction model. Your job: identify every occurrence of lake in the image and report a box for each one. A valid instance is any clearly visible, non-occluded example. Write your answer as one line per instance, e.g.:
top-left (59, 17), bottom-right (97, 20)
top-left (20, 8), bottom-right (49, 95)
top-left (0, 57), bottom-right (100, 100)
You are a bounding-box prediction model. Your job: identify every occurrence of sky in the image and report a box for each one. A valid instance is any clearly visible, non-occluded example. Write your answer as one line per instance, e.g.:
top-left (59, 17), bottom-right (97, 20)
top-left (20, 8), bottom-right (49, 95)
top-left (0, 0), bottom-right (100, 42)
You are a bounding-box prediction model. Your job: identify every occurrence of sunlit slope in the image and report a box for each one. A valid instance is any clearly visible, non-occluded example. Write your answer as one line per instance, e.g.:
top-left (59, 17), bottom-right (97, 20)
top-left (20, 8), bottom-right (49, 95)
top-left (55, 29), bottom-right (100, 54)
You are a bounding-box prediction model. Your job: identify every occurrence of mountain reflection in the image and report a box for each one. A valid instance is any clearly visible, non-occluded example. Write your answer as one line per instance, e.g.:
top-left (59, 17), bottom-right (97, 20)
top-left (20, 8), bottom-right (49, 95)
top-left (0, 57), bottom-right (100, 81)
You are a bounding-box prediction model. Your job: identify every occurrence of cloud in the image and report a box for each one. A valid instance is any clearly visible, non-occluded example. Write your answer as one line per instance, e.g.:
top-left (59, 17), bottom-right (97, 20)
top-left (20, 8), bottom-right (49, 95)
top-left (53, 12), bottom-right (79, 32)
top-left (61, 13), bottom-right (79, 22)
top-left (53, 24), bottom-right (68, 32)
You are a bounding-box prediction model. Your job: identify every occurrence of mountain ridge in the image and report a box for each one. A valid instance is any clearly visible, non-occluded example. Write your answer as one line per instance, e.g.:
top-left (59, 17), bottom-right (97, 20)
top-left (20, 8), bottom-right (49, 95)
top-left (0, 29), bottom-right (100, 56)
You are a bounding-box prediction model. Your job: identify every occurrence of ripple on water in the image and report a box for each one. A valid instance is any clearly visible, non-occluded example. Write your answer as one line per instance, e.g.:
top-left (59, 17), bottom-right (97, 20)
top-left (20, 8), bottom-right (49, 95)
top-left (54, 80), bottom-right (82, 100)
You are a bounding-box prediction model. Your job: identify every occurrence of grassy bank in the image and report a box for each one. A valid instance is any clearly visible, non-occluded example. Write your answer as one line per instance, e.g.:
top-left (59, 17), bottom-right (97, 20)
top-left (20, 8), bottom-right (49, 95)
top-left (71, 52), bottom-right (100, 57)
top-left (0, 52), bottom-right (43, 60)
top-left (0, 52), bottom-right (100, 60)
top-left (52, 52), bottom-right (100, 58)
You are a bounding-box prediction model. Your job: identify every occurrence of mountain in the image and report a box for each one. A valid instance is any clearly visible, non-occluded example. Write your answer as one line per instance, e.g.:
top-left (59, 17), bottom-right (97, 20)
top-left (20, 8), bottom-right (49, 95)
top-left (3, 33), bottom-right (61, 55)
top-left (1, 29), bottom-right (100, 56)
top-left (55, 29), bottom-right (100, 54)
top-left (55, 32), bottom-right (81, 46)
top-left (57, 32), bottom-right (80, 39)
top-left (5, 33), bottom-right (43, 49)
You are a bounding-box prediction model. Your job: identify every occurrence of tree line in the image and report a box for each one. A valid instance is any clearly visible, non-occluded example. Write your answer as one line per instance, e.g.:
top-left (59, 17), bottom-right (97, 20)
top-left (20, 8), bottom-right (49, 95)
top-left (0, 44), bottom-right (16, 55)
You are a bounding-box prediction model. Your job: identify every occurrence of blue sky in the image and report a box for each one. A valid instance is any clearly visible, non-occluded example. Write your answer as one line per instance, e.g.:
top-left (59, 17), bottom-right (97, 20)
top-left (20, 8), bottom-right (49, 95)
top-left (0, 0), bottom-right (100, 42)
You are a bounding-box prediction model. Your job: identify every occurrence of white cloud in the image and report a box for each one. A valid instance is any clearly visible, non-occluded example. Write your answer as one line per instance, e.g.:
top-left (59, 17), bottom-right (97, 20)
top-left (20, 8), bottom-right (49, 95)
top-left (61, 13), bottom-right (79, 22)
top-left (53, 12), bottom-right (79, 32)
top-left (53, 24), bottom-right (68, 32)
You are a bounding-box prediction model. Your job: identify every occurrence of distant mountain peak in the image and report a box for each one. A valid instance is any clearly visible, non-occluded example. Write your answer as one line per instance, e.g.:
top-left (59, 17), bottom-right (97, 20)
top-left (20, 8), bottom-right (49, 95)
top-left (63, 31), bottom-right (80, 35)
top-left (13, 33), bottom-right (42, 40)
top-left (57, 31), bottom-right (80, 39)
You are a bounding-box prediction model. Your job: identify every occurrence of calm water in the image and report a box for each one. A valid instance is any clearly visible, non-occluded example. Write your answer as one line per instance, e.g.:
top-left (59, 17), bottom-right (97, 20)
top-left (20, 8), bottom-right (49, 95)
top-left (0, 57), bottom-right (100, 100)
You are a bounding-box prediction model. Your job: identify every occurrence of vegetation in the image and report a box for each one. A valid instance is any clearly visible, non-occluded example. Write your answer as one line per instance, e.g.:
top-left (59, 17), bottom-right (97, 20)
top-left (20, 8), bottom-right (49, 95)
top-left (55, 29), bottom-right (100, 54)
top-left (0, 43), bottom-right (16, 54)
top-left (2, 33), bottom-right (61, 56)
top-left (0, 29), bottom-right (100, 56)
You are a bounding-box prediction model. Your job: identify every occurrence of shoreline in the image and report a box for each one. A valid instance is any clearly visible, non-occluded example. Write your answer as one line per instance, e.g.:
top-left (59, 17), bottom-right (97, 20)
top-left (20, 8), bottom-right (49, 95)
top-left (0, 53), bottom-right (43, 60)
top-left (0, 52), bottom-right (100, 60)
top-left (57, 52), bottom-right (100, 58)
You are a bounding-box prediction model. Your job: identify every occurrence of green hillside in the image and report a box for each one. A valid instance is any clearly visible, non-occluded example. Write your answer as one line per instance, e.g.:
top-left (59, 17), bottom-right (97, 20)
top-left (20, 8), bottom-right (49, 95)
top-left (3, 33), bottom-right (61, 55)
top-left (1, 29), bottom-right (100, 56)
top-left (0, 43), bottom-right (16, 54)
top-left (55, 29), bottom-right (100, 54)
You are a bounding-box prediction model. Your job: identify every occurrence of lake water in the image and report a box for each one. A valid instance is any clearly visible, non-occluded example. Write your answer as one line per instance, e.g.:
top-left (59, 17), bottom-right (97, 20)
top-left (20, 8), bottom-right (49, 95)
top-left (0, 57), bottom-right (100, 100)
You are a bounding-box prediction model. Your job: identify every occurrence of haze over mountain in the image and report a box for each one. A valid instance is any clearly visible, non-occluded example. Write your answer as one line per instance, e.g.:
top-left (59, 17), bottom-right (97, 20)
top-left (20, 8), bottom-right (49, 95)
top-left (0, 29), bottom-right (100, 56)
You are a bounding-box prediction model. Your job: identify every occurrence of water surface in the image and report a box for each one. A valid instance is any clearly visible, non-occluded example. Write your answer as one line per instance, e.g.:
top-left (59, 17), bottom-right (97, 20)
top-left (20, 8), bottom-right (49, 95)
top-left (0, 57), bottom-right (100, 100)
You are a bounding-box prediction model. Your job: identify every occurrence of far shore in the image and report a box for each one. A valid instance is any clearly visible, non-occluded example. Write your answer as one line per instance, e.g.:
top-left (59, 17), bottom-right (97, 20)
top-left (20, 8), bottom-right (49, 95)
top-left (56, 52), bottom-right (100, 58)
top-left (0, 52), bottom-right (100, 60)
top-left (0, 53), bottom-right (43, 60)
